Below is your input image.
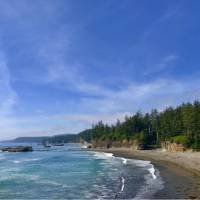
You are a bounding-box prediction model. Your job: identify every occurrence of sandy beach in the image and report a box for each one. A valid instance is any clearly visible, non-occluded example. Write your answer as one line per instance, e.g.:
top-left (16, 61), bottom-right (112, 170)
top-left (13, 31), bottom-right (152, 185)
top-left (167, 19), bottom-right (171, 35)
top-left (88, 148), bottom-right (200, 199)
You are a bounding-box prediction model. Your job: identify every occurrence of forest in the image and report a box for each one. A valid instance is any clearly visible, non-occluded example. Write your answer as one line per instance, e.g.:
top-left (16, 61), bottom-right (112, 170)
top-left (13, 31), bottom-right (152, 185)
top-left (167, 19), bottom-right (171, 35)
top-left (79, 101), bottom-right (200, 150)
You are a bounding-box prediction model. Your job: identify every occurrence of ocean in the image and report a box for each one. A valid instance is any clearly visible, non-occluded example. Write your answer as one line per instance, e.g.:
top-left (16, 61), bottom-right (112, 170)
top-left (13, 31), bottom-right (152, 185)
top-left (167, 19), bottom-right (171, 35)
top-left (0, 143), bottom-right (164, 199)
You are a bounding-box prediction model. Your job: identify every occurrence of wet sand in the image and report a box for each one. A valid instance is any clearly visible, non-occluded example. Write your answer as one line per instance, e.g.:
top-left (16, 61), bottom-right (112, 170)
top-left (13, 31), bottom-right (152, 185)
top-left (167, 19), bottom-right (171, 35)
top-left (88, 148), bottom-right (200, 199)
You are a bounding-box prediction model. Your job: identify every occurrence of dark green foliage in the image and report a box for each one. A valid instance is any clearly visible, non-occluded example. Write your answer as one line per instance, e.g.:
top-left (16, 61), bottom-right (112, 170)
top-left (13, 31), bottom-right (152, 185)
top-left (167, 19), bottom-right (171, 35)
top-left (78, 129), bottom-right (93, 142)
top-left (42, 131), bottom-right (93, 144)
top-left (43, 134), bottom-right (79, 144)
top-left (82, 101), bottom-right (200, 150)
top-left (171, 135), bottom-right (187, 145)
top-left (19, 101), bottom-right (200, 150)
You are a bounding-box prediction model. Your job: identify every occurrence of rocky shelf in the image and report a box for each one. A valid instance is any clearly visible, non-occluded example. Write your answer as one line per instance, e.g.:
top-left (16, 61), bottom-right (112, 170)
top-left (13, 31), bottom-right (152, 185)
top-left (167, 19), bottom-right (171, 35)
top-left (0, 146), bottom-right (33, 152)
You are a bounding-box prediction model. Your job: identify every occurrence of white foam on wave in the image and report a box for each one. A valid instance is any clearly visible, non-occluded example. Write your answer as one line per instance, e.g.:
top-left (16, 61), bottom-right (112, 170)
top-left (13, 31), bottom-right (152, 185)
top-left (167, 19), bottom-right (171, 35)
top-left (24, 158), bottom-right (41, 162)
top-left (93, 152), bottom-right (129, 166)
top-left (129, 159), bottom-right (157, 179)
top-left (130, 159), bottom-right (151, 167)
top-left (0, 156), bottom-right (6, 161)
top-left (13, 158), bottom-right (41, 164)
top-left (37, 179), bottom-right (69, 189)
top-left (114, 176), bottom-right (126, 199)
top-left (13, 160), bottom-right (21, 164)
top-left (25, 174), bottom-right (40, 181)
top-left (93, 151), bottom-right (163, 198)
top-left (93, 152), bottom-right (114, 160)
top-left (104, 153), bottom-right (114, 158)
top-left (120, 176), bottom-right (125, 192)
top-left (148, 165), bottom-right (157, 179)
top-left (134, 162), bottom-right (164, 199)
top-left (121, 158), bottom-right (127, 165)
top-left (0, 152), bottom-right (6, 160)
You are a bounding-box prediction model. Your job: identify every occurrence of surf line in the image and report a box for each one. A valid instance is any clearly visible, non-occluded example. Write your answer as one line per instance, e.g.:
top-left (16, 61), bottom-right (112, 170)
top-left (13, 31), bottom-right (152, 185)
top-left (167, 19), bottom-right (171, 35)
top-left (114, 176), bottom-right (125, 199)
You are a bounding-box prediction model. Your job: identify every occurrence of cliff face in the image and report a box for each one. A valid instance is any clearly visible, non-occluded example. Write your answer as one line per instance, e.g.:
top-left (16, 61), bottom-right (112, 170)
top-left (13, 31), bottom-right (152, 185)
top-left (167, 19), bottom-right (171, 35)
top-left (161, 141), bottom-right (186, 152)
top-left (91, 139), bottom-right (139, 150)
top-left (92, 139), bottom-right (190, 152)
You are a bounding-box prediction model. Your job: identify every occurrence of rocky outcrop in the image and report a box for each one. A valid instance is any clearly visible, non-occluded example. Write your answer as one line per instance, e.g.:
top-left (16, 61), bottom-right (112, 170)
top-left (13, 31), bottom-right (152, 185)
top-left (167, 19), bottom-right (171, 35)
top-left (161, 141), bottom-right (186, 152)
top-left (91, 139), bottom-right (139, 150)
top-left (1, 146), bottom-right (33, 152)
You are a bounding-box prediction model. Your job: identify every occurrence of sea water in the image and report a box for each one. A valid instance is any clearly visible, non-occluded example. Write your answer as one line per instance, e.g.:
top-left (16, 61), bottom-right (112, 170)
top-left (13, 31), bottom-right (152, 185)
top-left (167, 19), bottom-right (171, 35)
top-left (0, 143), bottom-right (164, 199)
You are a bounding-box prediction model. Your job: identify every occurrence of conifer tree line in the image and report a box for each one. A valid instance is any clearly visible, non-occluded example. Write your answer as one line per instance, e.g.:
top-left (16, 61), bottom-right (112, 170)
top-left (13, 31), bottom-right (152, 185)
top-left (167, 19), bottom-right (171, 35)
top-left (79, 101), bottom-right (200, 150)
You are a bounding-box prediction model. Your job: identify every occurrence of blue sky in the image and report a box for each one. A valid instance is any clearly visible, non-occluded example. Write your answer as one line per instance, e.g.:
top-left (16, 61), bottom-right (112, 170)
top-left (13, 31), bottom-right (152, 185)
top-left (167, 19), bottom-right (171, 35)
top-left (0, 0), bottom-right (200, 139)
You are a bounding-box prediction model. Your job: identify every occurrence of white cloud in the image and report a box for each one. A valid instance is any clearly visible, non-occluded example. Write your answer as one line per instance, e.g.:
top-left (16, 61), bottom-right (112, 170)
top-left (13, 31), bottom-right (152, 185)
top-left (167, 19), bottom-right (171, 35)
top-left (143, 54), bottom-right (178, 76)
top-left (0, 1), bottom-right (199, 141)
top-left (2, 75), bottom-right (200, 140)
top-left (0, 43), bottom-right (199, 140)
top-left (74, 78), bottom-right (200, 115)
top-left (0, 51), bottom-right (17, 116)
top-left (0, 111), bottom-right (131, 139)
top-left (0, 50), bottom-right (19, 140)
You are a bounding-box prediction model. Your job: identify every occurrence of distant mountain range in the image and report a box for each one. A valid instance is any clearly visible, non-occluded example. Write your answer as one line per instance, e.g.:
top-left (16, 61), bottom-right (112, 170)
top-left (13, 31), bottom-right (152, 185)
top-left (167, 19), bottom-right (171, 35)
top-left (10, 137), bottom-right (50, 143)
top-left (1, 129), bottom-right (93, 144)
top-left (4, 132), bottom-right (89, 144)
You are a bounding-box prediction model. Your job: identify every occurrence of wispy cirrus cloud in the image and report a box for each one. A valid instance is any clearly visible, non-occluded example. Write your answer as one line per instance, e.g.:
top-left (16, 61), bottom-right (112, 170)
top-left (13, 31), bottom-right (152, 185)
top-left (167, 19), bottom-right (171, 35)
top-left (0, 0), bottom-right (199, 141)
top-left (0, 49), bottom-right (20, 139)
top-left (0, 51), bottom-right (17, 116)
top-left (3, 75), bottom-right (200, 140)
top-left (143, 54), bottom-right (178, 76)
top-left (75, 78), bottom-right (200, 114)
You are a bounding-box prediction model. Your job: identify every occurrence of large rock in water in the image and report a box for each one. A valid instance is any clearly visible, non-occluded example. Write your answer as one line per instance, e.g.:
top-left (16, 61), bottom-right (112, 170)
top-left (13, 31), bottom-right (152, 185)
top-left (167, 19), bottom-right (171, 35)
top-left (1, 146), bottom-right (33, 152)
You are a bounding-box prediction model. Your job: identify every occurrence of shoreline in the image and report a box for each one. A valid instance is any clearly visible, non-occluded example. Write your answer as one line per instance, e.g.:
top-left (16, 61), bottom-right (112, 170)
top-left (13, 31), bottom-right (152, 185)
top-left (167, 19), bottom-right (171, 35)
top-left (87, 148), bottom-right (200, 199)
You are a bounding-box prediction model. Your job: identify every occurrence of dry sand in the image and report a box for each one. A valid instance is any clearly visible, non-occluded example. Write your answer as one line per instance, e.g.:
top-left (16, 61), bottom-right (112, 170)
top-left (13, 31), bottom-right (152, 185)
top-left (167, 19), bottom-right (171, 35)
top-left (109, 148), bottom-right (200, 175)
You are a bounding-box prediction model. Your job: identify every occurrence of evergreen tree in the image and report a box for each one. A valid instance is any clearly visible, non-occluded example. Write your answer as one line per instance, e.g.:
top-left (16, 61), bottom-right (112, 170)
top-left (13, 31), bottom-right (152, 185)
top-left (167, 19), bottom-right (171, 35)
top-left (78, 101), bottom-right (200, 150)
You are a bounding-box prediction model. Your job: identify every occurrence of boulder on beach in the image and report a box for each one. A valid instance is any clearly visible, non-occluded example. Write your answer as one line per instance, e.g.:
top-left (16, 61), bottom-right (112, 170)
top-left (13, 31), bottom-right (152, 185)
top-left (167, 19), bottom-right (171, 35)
top-left (1, 146), bottom-right (33, 152)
